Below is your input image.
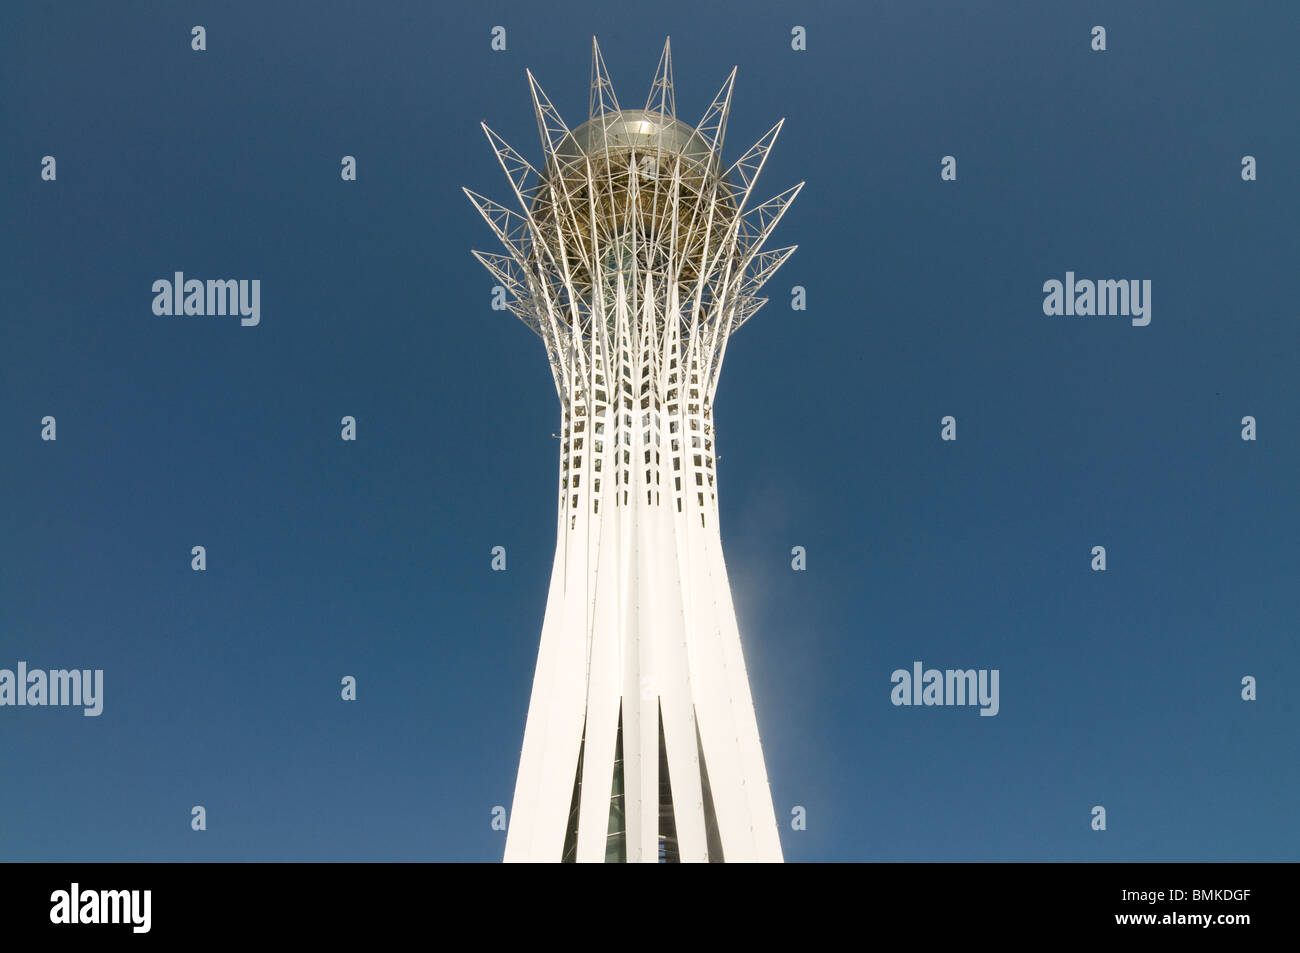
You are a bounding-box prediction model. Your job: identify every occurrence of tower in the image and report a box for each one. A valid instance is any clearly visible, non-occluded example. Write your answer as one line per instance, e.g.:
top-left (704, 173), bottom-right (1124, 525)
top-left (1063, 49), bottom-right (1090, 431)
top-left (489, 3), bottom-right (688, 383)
top-left (466, 38), bottom-right (800, 862)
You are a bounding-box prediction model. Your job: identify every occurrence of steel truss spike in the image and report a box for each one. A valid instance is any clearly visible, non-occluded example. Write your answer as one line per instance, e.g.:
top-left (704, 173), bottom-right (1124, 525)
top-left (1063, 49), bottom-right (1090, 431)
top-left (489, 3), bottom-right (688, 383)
top-left (644, 37), bottom-right (675, 117)
top-left (527, 69), bottom-right (574, 160)
top-left (589, 36), bottom-right (620, 120)
top-left (692, 67), bottom-right (736, 156)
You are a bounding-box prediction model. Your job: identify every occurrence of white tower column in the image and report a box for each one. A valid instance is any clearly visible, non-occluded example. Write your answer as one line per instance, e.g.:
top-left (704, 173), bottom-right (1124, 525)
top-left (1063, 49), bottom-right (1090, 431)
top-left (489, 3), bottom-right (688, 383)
top-left (467, 37), bottom-right (801, 862)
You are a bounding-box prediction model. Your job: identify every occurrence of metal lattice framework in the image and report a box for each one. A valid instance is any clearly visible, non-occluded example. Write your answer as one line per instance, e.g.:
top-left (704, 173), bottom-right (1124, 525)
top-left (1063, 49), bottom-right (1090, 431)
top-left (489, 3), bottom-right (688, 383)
top-left (467, 37), bottom-right (800, 863)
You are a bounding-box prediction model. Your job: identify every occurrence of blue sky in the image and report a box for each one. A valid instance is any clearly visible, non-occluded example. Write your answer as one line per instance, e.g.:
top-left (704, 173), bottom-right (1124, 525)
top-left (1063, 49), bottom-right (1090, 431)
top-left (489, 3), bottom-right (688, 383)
top-left (2, 0), bottom-right (1297, 861)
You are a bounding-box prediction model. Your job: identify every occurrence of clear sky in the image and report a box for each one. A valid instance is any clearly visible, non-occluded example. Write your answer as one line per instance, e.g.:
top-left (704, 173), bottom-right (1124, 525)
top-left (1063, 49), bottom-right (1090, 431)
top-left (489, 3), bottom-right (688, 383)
top-left (2, 0), bottom-right (1297, 862)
